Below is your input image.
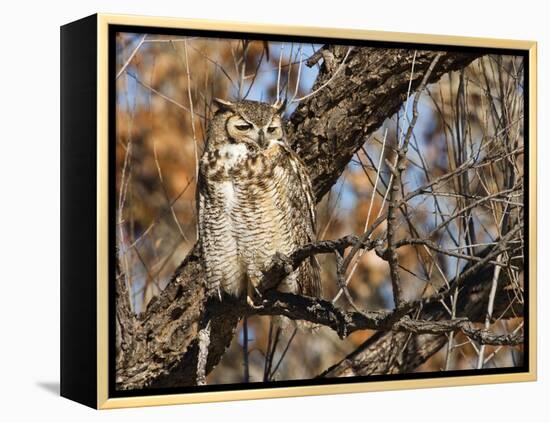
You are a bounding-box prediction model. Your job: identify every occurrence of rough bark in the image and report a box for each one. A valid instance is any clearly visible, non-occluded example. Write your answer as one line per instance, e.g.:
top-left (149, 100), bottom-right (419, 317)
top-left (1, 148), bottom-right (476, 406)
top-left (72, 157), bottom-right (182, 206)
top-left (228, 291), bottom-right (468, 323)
top-left (115, 46), bottom-right (483, 390)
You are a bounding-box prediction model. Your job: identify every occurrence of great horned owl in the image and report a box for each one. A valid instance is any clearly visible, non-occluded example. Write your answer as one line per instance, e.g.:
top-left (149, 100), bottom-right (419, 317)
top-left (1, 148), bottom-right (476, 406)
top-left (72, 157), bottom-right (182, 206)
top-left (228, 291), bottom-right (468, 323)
top-left (197, 99), bottom-right (321, 304)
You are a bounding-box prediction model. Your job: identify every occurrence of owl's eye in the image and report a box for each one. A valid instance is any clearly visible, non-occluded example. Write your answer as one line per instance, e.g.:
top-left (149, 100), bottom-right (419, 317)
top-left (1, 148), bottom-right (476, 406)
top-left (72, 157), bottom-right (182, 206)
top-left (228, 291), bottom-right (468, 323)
top-left (267, 126), bottom-right (278, 134)
top-left (235, 123), bottom-right (252, 131)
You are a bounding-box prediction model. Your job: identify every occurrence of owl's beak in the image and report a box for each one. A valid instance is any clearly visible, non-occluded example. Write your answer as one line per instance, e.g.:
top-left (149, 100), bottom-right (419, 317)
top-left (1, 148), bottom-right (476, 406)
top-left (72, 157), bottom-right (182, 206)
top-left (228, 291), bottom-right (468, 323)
top-left (257, 129), bottom-right (267, 149)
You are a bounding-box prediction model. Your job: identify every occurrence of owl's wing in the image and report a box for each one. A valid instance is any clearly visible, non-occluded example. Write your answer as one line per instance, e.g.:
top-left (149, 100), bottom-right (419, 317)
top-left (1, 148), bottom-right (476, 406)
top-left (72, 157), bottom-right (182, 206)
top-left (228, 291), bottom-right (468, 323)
top-left (281, 146), bottom-right (322, 298)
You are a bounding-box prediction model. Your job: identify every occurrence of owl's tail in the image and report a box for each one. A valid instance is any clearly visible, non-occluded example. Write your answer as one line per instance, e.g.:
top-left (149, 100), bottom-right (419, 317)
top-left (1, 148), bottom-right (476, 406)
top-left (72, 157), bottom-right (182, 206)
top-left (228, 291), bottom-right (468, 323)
top-left (307, 255), bottom-right (323, 298)
top-left (273, 255), bottom-right (322, 332)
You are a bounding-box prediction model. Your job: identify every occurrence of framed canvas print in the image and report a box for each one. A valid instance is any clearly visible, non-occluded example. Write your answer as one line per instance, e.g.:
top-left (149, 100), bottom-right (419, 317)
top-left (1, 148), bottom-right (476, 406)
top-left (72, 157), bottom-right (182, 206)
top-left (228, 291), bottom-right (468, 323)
top-left (60, 13), bottom-right (537, 409)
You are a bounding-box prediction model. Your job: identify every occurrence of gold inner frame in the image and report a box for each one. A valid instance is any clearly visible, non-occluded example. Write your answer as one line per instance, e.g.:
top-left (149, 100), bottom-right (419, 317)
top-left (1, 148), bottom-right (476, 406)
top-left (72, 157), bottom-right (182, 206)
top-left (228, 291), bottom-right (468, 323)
top-left (96, 13), bottom-right (537, 409)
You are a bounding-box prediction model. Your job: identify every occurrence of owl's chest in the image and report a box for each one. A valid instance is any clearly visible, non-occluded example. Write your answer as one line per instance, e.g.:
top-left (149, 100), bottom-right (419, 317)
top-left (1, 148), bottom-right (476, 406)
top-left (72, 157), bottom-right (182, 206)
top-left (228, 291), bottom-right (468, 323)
top-left (218, 143), bottom-right (249, 172)
top-left (201, 144), bottom-right (246, 209)
top-left (205, 144), bottom-right (282, 212)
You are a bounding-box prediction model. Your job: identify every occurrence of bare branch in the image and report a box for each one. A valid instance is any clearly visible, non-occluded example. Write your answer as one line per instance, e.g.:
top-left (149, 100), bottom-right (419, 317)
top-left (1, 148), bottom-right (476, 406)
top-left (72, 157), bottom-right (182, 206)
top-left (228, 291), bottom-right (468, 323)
top-left (218, 291), bottom-right (523, 346)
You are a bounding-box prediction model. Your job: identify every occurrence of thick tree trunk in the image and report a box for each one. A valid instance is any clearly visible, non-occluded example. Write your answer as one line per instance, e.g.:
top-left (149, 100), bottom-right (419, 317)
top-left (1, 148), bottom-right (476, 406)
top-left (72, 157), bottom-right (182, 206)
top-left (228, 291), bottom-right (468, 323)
top-left (115, 46), bottom-right (483, 390)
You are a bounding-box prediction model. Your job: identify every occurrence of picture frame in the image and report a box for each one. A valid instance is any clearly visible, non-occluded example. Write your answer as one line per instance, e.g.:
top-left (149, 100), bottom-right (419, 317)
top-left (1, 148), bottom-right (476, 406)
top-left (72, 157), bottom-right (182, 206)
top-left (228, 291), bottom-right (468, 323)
top-left (60, 13), bottom-right (537, 409)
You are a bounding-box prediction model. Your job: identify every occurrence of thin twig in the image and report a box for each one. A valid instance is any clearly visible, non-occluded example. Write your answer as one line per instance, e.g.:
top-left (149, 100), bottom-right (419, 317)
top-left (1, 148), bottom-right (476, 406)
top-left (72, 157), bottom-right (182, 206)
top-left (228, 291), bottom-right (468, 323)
top-left (116, 34), bottom-right (147, 80)
top-left (477, 253), bottom-right (503, 368)
top-left (269, 328), bottom-right (297, 380)
top-left (196, 320), bottom-right (211, 386)
top-left (385, 53), bottom-right (442, 307)
top-left (275, 43), bottom-right (285, 105)
top-left (181, 40), bottom-right (200, 189)
top-left (242, 316), bottom-right (250, 382)
top-left (291, 47), bottom-right (353, 103)
top-left (333, 129), bottom-right (388, 303)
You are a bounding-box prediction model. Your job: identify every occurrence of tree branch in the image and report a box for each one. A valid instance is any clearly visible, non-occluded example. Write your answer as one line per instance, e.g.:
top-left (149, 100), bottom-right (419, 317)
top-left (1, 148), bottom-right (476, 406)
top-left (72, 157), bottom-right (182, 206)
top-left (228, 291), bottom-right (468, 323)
top-left (319, 239), bottom-right (524, 378)
top-left (237, 291), bottom-right (523, 346)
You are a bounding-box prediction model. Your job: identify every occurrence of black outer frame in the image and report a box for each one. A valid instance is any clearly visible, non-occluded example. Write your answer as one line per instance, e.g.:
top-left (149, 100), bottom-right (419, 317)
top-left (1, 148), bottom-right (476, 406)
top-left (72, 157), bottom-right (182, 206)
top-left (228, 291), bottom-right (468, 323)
top-left (60, 14), bottom-right (531, 409)
top-left (60, 14), bottom-right (98, 409)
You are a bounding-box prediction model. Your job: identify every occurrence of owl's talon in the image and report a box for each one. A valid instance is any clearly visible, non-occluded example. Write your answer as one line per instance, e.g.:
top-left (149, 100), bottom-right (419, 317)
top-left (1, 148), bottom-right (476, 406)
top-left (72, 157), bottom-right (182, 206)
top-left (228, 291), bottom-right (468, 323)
top-left (246, 295), bottom-right (263, 310)
top-left (246, 295), bottom-right (256, 307)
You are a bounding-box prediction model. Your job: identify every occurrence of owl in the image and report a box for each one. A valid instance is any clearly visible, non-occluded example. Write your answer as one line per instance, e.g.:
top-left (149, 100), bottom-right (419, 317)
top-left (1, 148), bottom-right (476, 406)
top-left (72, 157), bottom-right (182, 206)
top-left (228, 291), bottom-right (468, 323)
top-left (197, 99), bottom-right (321, 306)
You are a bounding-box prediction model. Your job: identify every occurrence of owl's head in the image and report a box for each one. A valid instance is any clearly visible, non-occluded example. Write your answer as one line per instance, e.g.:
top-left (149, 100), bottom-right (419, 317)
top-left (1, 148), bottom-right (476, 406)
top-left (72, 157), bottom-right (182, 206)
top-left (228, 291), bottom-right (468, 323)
top-left (214, 99), bottom-right (286, 150)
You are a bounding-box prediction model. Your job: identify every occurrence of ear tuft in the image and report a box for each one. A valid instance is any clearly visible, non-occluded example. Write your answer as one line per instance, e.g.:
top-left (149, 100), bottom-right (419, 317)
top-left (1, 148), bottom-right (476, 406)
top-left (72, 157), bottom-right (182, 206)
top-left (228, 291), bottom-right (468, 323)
top-left (272, 98), bottom-right (287, 114)
top-left (213, 97), bottom-right (235, 111)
